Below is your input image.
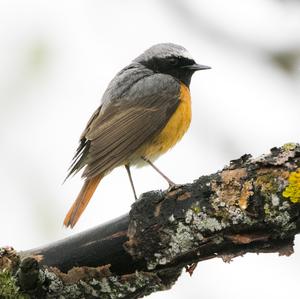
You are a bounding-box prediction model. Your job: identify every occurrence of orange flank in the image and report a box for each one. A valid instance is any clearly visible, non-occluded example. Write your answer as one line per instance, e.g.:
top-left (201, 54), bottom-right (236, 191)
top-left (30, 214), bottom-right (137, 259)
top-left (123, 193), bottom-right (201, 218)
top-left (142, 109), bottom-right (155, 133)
top-left (137, 83), bottom-right (191, 160)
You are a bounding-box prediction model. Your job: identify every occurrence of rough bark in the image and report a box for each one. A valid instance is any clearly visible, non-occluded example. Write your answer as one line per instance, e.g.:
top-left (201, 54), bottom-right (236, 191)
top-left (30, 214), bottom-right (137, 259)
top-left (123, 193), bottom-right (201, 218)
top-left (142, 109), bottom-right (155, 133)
top-left (1, 143), bottom-right (300, 298)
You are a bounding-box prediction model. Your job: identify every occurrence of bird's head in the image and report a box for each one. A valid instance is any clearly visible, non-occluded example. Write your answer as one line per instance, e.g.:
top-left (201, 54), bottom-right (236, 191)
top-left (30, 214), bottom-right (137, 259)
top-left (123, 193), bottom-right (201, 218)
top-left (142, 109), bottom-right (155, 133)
top-left (134, 43), bottom-right (210, 86)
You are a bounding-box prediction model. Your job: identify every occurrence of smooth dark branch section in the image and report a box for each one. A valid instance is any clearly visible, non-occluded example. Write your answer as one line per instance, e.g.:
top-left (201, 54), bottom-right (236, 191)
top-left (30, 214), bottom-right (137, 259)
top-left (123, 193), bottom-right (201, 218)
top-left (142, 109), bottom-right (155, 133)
top-left (1, 143), bottom-right (300, 298)
top-left (23, 214), bottom-right (135, 274)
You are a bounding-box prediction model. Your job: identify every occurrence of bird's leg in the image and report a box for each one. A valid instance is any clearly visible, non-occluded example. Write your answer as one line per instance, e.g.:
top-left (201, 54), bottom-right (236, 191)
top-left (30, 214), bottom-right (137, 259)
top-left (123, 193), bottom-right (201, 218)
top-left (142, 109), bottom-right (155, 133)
top-left (125, 164), bottom-right (138, 201)
top-left (141, 156), bottom-right (176, 188)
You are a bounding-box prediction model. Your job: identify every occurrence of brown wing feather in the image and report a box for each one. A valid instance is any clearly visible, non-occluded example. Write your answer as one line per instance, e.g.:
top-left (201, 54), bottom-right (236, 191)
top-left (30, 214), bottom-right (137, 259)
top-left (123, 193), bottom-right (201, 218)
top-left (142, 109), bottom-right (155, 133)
top-left (83, 98), bottom-right (179, 178)
top-left (68, 73), bottom-right (180, 180)
top-left (65, 106), bottom-right (102, 180)
top-left (83, 108), bottom-right (164, 177)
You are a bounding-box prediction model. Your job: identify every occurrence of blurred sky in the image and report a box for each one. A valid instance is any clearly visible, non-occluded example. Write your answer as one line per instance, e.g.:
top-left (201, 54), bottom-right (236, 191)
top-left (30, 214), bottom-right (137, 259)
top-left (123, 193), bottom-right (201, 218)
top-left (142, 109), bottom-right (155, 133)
top-left (1, 0), bottom-right (300, 298)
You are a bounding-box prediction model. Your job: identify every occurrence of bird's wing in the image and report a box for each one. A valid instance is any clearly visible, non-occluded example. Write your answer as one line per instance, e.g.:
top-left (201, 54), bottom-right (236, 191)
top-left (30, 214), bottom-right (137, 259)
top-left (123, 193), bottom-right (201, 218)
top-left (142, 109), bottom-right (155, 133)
top-left (68, 73), bottom-right (181, 179)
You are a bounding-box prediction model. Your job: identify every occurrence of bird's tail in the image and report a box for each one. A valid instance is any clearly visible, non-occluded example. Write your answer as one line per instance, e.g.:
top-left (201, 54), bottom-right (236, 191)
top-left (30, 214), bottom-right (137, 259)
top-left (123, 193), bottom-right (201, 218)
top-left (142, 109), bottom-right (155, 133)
top-left (63, 174), bottom-right (103, 228)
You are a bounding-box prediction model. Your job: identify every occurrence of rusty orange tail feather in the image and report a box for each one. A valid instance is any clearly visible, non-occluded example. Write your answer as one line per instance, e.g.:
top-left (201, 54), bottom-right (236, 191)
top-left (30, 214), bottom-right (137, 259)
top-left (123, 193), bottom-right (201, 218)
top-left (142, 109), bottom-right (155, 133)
top-left (64, 174), bottom-right (103, 228)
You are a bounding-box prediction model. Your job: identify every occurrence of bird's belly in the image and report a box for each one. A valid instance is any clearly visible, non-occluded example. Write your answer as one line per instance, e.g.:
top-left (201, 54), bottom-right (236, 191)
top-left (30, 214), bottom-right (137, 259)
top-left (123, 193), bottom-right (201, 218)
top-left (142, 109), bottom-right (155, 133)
top-left (133, 83), bottom-right (191, 165)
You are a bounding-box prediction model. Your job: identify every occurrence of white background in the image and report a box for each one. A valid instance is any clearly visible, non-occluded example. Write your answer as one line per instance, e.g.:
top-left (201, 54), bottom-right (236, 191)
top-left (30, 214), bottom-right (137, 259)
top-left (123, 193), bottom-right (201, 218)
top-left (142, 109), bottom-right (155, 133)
top-left (1, 0), bottom-right (300, 298)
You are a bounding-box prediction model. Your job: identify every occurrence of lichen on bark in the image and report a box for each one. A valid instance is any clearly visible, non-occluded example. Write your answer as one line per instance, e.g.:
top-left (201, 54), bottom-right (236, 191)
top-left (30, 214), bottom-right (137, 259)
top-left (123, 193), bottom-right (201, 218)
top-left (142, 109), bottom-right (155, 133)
top-left (0, 251), bottom-right (167, 299)
top-left (1, 143), bottom-right (300, 298)
top-left (125, 143), bottom-right (300, 272)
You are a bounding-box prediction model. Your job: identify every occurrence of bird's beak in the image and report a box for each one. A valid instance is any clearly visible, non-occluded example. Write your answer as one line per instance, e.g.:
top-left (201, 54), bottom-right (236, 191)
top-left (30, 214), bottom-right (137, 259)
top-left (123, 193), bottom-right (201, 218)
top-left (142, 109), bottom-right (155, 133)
top-left (182, 63), bottom-right (211, 71)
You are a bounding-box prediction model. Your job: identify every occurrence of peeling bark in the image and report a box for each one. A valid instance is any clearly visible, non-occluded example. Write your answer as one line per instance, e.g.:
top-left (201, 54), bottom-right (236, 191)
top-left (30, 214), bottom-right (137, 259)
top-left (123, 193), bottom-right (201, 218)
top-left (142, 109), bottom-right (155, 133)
top-left (1, 143), bottom-right (300, 298)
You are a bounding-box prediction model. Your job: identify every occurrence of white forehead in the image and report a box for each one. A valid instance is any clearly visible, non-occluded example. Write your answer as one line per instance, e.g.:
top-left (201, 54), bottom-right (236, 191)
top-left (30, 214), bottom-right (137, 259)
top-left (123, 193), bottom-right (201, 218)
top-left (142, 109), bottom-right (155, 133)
top-left (135, 43), bottom-right (194, 62)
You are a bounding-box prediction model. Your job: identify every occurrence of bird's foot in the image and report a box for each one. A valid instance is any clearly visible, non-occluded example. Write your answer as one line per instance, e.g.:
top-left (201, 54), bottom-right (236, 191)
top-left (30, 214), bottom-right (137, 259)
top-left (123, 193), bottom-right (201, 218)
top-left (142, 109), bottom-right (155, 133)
top-left (167, 183), bottom-right (184, 192)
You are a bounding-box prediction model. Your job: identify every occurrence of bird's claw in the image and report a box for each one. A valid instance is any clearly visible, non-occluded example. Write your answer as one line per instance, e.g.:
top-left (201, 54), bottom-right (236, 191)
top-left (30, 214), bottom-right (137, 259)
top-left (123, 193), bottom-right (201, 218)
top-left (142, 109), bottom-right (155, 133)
top-left (167, 183), bottom-right (183, 192)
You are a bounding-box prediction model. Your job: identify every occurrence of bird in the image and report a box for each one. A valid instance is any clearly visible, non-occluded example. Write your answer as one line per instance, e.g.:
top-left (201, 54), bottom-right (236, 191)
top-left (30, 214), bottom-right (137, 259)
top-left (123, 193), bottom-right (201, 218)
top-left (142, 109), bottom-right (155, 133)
top-left (63, 43), bottom-right (210, 228)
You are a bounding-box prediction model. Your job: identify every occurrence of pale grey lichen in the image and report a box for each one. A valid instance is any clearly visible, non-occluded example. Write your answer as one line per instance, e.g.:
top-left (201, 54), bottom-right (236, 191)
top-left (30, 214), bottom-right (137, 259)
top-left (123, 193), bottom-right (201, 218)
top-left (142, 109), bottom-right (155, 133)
top-left (168, 214), bottom-right (175, 223)
top-left (271, 194), bottom-right (280, 206)
top-left (153, 253), bottom-right (167, 265)
top-left (44, 269), bottom-right (63, 295)
top-left (193, 212), bottom-right (224, 232)
top-left (211, 195), bottom-right (254, 226)
top-left (147, 261), bottom-right (157, 271)
top-left (169, 222), bottom-right (194, 255)
top-left (147, 208), bottom-right (228, 270)
top-left (279, 201), bottom-right (291, 211)
top-left (196, 233), bottom-right (204, 241)
top-left (227, 205), bottom-right (253, 225)
top-left (19, 267), bottom-right (164, 299)
top-left (158, 257), bottom-right (167, 265)
top-left (147, 221), bottom-right (195, 270)
top-left (62, 284), bottom-right (81, 299)
top-left (38, 269), bottom-right (46, 284)
top-left (186, 208), bottom-right (226, 232)
top-left (99, 277), bottom-right (111, 293)
top-left (185, 209), bottom-right (194, 224)
top-left (264, 198), bottom-right (295, 233)
top-left (80, 280), bottom-right (101, 297)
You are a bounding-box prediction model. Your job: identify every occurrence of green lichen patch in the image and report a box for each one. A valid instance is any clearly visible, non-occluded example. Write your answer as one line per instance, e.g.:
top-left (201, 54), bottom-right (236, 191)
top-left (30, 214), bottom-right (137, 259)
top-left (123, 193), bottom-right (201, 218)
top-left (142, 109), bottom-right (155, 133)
top-left (0, 269), bottom-right (28, 299)
top-left (263, 201), bottom-right (294, 231)
top-left (252, 170), bottom-right (296, 232)
top-left (255, 170), bottom-right (288, 196)
top-left (283, 169), bottom-right (300, 203)
top-left (0, 247), bottom-right (27, 298)
top-left (191, 204), bottom-right (201, 214)
top-left (282, 142), bottom-right (297, 151)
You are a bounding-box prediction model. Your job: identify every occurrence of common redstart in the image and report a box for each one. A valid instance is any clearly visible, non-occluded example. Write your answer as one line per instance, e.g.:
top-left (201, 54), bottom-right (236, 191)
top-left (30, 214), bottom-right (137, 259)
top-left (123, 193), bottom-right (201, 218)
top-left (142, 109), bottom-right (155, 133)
top-left (64, 43), bottom-right (210, 228)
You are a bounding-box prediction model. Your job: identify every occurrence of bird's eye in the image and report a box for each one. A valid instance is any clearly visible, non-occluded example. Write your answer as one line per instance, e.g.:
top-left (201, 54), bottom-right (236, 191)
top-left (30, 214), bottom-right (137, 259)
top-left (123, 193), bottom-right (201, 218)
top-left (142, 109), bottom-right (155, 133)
top-left (167, 57), bottom-right (178, 66)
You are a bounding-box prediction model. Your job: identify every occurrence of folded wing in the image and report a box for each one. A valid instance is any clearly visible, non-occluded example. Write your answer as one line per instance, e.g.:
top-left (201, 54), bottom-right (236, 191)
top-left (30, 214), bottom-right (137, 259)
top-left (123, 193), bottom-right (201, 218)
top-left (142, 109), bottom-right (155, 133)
top-left (67, 73), bottom-right (181, 180)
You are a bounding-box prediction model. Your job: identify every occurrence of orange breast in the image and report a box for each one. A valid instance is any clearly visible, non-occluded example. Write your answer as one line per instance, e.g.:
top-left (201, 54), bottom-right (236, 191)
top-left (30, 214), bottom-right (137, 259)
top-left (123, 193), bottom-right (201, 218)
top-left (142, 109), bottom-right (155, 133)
top-left (140, 83), bottom-right (192, 161)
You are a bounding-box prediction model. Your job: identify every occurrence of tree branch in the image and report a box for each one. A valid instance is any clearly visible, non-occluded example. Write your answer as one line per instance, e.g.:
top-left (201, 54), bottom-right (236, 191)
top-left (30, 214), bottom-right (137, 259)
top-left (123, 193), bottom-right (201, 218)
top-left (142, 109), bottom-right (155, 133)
top-left (1, 143), bottom-right (300, 298)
